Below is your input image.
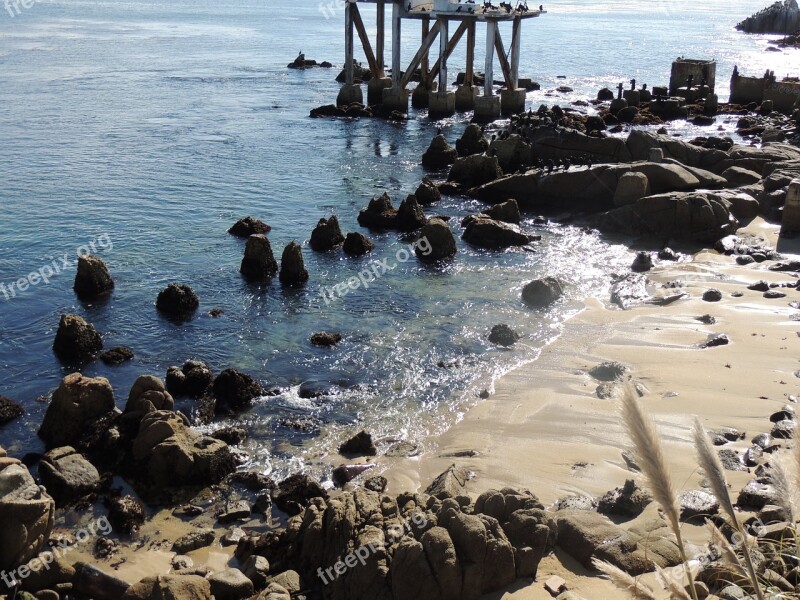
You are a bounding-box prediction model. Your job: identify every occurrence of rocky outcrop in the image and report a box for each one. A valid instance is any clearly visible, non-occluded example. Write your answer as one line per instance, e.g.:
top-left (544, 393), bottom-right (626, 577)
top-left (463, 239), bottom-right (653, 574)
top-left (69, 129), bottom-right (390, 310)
top-left (358, 193), bottom-right (398, 229)
top-left (343, 233), bottom-right (374, 256)
top-left (74, 255), bottom-right (114, 300)
top-left (310, 216), bottom-right (345, 251)
top-left (488, 324), bottom-right (521, 347)
top-left (229, 216), bottom-right (271, 237)
top-left (461, 217), bottom-right (532, 249)
top-left (279, 242), bottom-right (309, 286)
top-left (339, 431), bottom-right (377, 457)
top-left (737, 0), bottom-right (800, 34)
top-left (213, 368), bottom-right (263, 412)
top-left (448, 154), bottom-right (503, 189)
top-left (39, 373), bottom-right (117, 449)
top-left (100, 346), bottom-right (134, 365)
top-left (241, 235), bottom-right (279, 281)
top-left (396, 196), bottom-right (427, 231)
top-left (156, 284), bottom-right (199, 319)
top-left (422, 135), bottom-right (458, 169)
top-left (415, 219), bottom-right (457, 262)
top-left (52, 314), bottom-right (103, 363)
top-left (124, 375), bottom-right (175, 423)
top-left (0, 395), bottom-right (24, 425)
top-left (490, 134), bottom-right (535, 174)
top-left (456, 124), bottom-right (489, 157)
top-left (310, 331), bottom-right (343, 347)
top-left (0, 448), bottom-right (55, 572)
top-left (166, 360), bottom-right (213, 399)
top-left (107, 495), bottom-right (146, 535)
top-left (484, 199), bottom-right (520, 223)
top-left (521, 277), bottom-right (565, 308)
top-left (415, 177), bottom-right (442, 206)
top-left (38, 446), bottom-right (100, 506)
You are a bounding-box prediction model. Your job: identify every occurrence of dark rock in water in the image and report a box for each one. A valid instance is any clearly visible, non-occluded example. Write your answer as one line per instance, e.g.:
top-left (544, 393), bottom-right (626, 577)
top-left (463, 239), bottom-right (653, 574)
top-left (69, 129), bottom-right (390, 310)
top-left (597, 88), bottom-right (615, 101)
top-left (0, 396), bottom-right (23, 425)
top-left (702, 289), bottom-right (723, 302)
top-left (658, 247), bottom-right (679, 261)
top-left (485, 199), bottom-right (520, 224)
top-left (448, 154), bottom-right (503, 188)
top-left (425, 464), bottom-right (469, 499)
top-left (718, 448), bottom-right (746, 471)
top-left (597, 479), bottom-right (652, 517)
top-left (610, 273), bottom-right (649, 309)
top-left (358, 193), bottom-right (399, 229)
top-left (343, 232), bottom-right (375, 256)
top-left (456, 123), bottom-right (489, 157)
top-left (229, 216), bottom-right (271, 237)
top-left (107, 495), bottom-right (146, 535)
top-left (422, 134), bottom-right (458, 169)
top-left (488, 324), bottom-right (521, 347)
top-left (310, 331), bottom-right (342, 347)
top-left (396, 195), bottom-right (427, 231)
top-left (365, 475), bottom-right (388, 493)
top-left (100, 346), bottom-right (134, 366)
top-left (309, 215), bottom-right (345, 251)
top-left (167, 360), bottom-right (214, 399)
top-left (38, 446), bottom-right (100, 506)
top-left (272, 473), bottom-right (328, 516)
top-left (737, 480), bottom-right (778, 509)
top-left (736, 1), bottom-right (800, 34)
top-left (679, 490), bottom-right (719, 519)
top-left (74, 255), bottom-right (114, 300)
top-left (416, 218), bottom-right (456, 262)
top-left (332, 463), bottom-right (375, 486)
top-left (522, 277), bottom-right (565, 308)
top-left (339, 431), bottom-right (377, 457)
top-left (589, 361), bottom-right (629, 382)
top-left (697, 314), bottom-right (716, 325)
top-left (701, 333), bottom-right (730, 348)
top-left (771, 419), bottom-right (796, 439)
top-left (415, 177), bottom-right (442, 205)
top-left (173, 529), bottom-right (216, 554)
top-left (310, 104), bottom-right (346, 118)
top-left (631, 251), bottom-right (653, 272)
top-left (462, 217), bottom-right (531, 249)
top-left (213, 368), bottom-right (263, 412)
top-left (53, 314), bottom-right (103, 362)
top-left (156, 284), bottom-right (199, 319)
top-left (279, 241), bottom-right (308, 286)
top-left (240, 234), bottom-right (278, 281)
top-left (211, 426), bottom-right (248, 446)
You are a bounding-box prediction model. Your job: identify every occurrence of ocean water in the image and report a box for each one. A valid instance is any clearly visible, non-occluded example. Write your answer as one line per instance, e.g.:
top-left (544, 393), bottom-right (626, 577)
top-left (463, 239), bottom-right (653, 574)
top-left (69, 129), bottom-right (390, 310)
top-left (0, 0), bottom-right (796, 480)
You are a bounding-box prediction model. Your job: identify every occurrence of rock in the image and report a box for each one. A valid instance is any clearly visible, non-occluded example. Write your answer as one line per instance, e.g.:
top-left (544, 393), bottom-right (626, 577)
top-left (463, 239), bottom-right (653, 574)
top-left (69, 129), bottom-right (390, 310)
top-left (100, 346), bottom-right (134, 365)
top-left (242, 556), bottom-right (270, 588)
top-left (415, 177), bottom-right (442, 205)
top-left (422, 134), bottom-right (458, 169)
top-left (0, 452), bottom-right (55, 572)
top-left (701, 333), bottom-right (730, 348)
top-left (490, 134), bottom-right (535, 173)
top-left (240, 235), bottom-right (278, 281)
top-left (52, 314), bottom-right (103, 362)
top-left (597, 479), bottom-right (652, 517)
top-left (658, 247), bottom-right (679, 261)
top-left (310, 331), bottom-right (342, 347)
top-left (744, 445), bottom-right (763, 466)
top-left (679, 490), bottom-right (719, 519)
top-left (209, 568), bottom-right (253, 600)
top-left (425, 464), bottom-right (469, 499)
top-left (722, 166), bottom-right (762, 186)
top-left (416, 218), bottom-right (457, 262)
top-left (278, 242), bottom-right (308, 286)
top-left (20, 552), bottom-right (75, 593)
top-left (737, 480), bottom-right (777, 509)
top-left (597, 88), bottom-right (615, 101)
top-left (610, 273), bottom-right (649, 309)
top-left (167, 360), bottom-right (214, 399)
top-left (38, 446), bottom-right (100, 505)
top-left (213, 368), bottom-right (263, 412)
top-left (364, 475), bottom-right (388, 493)
top-left (545, 575), bottom-right (568, 596)
top-left (488, 324), bottom-right (521, 347)
top-left (462, 216), bottom-right (531, 249)
top-left (0, 395), bottom-right (23, 425)
top-left (267, 571), bottom-right (300, 594)
top-left (448, 154), bottom-right (503, 188)
top-left (718, 449), bottom-right (746, 471)
top-left (171, 555), bottom-right (193, 570)
top-left (218, 500), bottom-right (251, 523)
top-left (131, 411), bottom-right (236, 497)
top-left (309, 215), bottom-right (345, 251)
top-left (771, 419), bottom-right (795, 439)
top-left (332, 463), bottom-right (375, 486)
top-left (272, 474), bottom-right (328, 516)
top-left (758, 504), bottom-right (788, 524)
top-left (343, 232), bottom-right (375, 256)
top-left (156, 284), bottom-right (199, 319)
top-left (703, 289), bottom-right (723, 302)
top-left (522, 277), bottom-right (565, 308)
top-left (631, 251), bottom-right (653, 272)
top-left (485, 199), bottom-right (521, 224)
top-left (396, 195), bottom-right (427, 231)
top-left (613, 172), bottom-right (650, 207)
top-left (74, 255), bottom-right (114, 299)
top-left (339, 431), bottom-right (377, 457)
top-left (121, 575), bottom-right (210, 600)
top-left (358, 193), bottom-right (399, 229)
top-left (124, 375), bottom-right (175, 424)
top-left (456, 124), bottom-right (489, 157)
top-left (764, 290), bottom-right (786, 299)
top-left (172, 529), bottom-right (216, 554)
top-left (229, 217), bottom-right (271, 237)
top-left (108, 495), bottom-right (146, 535)
top-left (75, 563), bottom-right (131, 600)
top-left (38, 373), bottom-right (116, 449)
top-left (752, 433), bottom-right (772, 448)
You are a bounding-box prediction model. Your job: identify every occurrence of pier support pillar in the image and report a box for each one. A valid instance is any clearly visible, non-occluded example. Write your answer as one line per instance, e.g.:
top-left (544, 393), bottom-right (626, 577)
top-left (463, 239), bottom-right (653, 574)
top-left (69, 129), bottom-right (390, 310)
top-left (428, 17), bottom-right (455, 118)
top-left (455, 85), bottom-right (478, 111)
top-left (474, 95), bottom-right (501, 123)
top-left (382, 87), bottom-right (410, 114)
top-left (501, 88), bottom-right (527, 116)
top-left (337, 84), bottom-right (363, 107)
top-left (412, 82), bottom-right (437, 109)
top-left (337, 0), bottom-right (362, 107)
top-left (368, 77), bottom-right (393, 105)
top-left (429, 91), bottom-right (456, 119)
top-left (412, 17), bottom-right (435, 109)
top-left (484, 20), bottom-right (497, 99)
top-left (391, 1), bottom-right (401, 88)
top-left (376, 0), bottom-right (385, 78)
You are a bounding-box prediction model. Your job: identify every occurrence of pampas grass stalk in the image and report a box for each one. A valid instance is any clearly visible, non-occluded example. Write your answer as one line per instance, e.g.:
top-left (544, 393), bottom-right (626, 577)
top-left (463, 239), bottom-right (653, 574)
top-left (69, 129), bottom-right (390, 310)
top-left (770, 439), bottom-right (800, 523)
top-left (655, 565), bottom-right (693, 600)
top-left (620, 386), bottom-right (699, 600)
top-left (705, 519), bottom-right (744, 573)
top-left (592, 558), bottom-right (657, 599)
top-left (692, 417), bottom-right (765, 600)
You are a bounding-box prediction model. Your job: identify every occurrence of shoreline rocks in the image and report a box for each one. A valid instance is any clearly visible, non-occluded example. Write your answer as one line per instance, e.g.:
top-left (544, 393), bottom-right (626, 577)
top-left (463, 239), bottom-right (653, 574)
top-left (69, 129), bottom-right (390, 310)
top-left (53, 314), bottom-right (103, 363)
top-left (74, 255), bottom-right (114, 300)
top-left (279, 241), bottom-right (309, 286)
top-left (241, 234), bottom-right (279, 281)
top-left (310, 216), bottom-right (345, 251)
top-left (156, 284), bottom-right (199, 319)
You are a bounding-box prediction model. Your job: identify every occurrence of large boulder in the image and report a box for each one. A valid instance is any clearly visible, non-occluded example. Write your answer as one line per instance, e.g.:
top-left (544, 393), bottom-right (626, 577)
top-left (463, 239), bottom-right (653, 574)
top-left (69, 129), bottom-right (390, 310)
top-left (489, 135), bottom-right (535, 174)
top-left (74, 563), bottom-right (131, 600)
top-left (124, 375), bottom-right (175, 423)
top-left (422, 135), bottom-right (458, 169)
top-left (279, 242), bottom-right (309, 286)
top-left (156, 284), bottom-right (199, 319)
top-left (626, 130), bottom-right (728, 173)
top-left (121, 575), bottom-right (212, 600)
top-left (0, 449), bottom-right (55, 572)
top-left (448, 154), bottom-right (503, 188)
top-left (213, 368), bottom-right (263, 412)
top-left (166, 360), bottom-right (213, 399)
top-left (522, 277), bottom-right (565, 308)
top-left (395, 196), bottom-right (427, 231)
top-left (415, 218), bottom-right (456, 262)
top-left (415, 177), bottom-right (442, 206)
top-left (722, 166), bottom-right (762, 187)
top-left (309, 216), bottom-right (345, 251)
top-left (456, 124), bottom-right (489, 157)
top-left (241, 234), bottom-right (278, 281)
top-left (52, 314), bottom-right (103, 363)
top-left (357, 193), bottom-right (398, 229)
top-left (38, 373), bottom-right (117, 449)
top-left (343, 232), bottom-right (374, 256)
top-left (461, 217), bottom-right (531, 249)
top-left (38, 446), bottom-right (100, 506)
top-left (613, 172), bottom-right (649, 207)
top-left (530, 126), bottom-right (632, 163)
top-left (484, 199), bottom-right (520, 223)
top-left (74, 255), bottom-right (114, 300)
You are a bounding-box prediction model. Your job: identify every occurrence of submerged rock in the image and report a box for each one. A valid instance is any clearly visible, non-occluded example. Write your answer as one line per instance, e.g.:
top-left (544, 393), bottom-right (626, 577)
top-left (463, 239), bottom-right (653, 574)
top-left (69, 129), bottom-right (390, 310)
top-left (310, 331), bottom-right (342, 347)
top-left (240, 234), bottom-right (279, 281)
top-left (156, 284), bottom-right (199, 319)
top-left (53, 314), bottom-right (103, 363)
top-left (416, 218), bottom-right (457, 262)
top-left (279, 241), bottom-right (309, 286)
top-left (229, 216), bottom-right (271, 237)
top-left (100, 346), bottom-right (134, 366)
top-left (309, 215), bottom-right (345, 251)
top-left (462, 217), bottom-right (532, 249)
top-left (521, 277), bottom-right (565, 308)
top-left (488, 324), bottom-right (521, 347)
top-left (415, 177), bottom-right (442, 205)
top-left (166, 360), bottom-right (214, 399)
top-left (213, 368), bottom-right (264, 412)
top-left (0, 395), bottom-right (24, 425)
top-left (74, 255), bottom-right (114, 300)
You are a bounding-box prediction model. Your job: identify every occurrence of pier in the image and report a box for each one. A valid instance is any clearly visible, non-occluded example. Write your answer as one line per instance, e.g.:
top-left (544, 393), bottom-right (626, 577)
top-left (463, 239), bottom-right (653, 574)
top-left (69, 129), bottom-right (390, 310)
top-left (337, 0), bottom-right (545, 121)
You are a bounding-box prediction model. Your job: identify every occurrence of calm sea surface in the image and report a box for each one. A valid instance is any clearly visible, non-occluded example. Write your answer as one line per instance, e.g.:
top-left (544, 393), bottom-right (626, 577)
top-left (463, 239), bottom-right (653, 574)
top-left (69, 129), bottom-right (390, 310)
top-left (0, 0), bottom-right (795, 479)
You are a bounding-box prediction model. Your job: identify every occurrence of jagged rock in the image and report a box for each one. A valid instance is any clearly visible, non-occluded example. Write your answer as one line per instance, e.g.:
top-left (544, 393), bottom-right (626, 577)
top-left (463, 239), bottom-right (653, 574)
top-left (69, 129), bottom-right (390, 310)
top-left (0, 396), bottom-right (23, 425)
top-left (485, 199), bottom-right (521, 223)
top-left (121, 575), bottom-right (210, 600)
top-left (38, 446), bottom-right (100, 505)
top-left (213, 368), bottom-right (263, 412)
top-left (209, 568), bottom-right (253, 600)
top-left (124, 375), bottom-right (175, 424)
top-left (343, 232), bottom-right (375, 256)
top-left (358, 193), bottom-right (399, 229)
top-left (456, 124), bottom-right (489, 157)
top-left (0, 451), bottom-right (55, 572)
top-left (39, 373), bottom-right (116, 449)
top-left (422, 135), bottom-right (458, 169)
top-left (272, 474), bottom-right (328, 516)
top-left (167, 360), bottom-right (213, 399)
top-left (107, 495), bottom-right (146, 535)
top-left (597, 480), bottom-right (652, 517)
top-left (52, 314), bottom-right (103, 362)
top-left (156, 284), bottom-right (199, 319)
top-left (100, 346), bottom-right (134, 365)
top-left (425, 464), bottom-right (469, 499)
top-left (279, 242), bottom-right (308, 286)
top-left (339, 431), bottom-right (377, 457)
top-left (736, 0), bottom-right (800, 34)
top-left (597, 88), bottom-right (615, 101)
top-left (771, 419), bottom-right (796, 439)
top-left (737, 480), bottom-right (778, 509)
top-left (241, 235), bottom-right (278, 281)
top-left (522, 277), bottom-right (565, 307)
top-left (309, 216), bottom-right (345, 251)
top-left (701, 333), bottom-right (730, 348)
top-left (415, 177), bottom-right (442, 205)
top-left (229, 217), bottom-right (271, 237)
top-left (448, 154), bottom-right (503, 188)
top-left (416, 218), bottom-right (457, 262)
top-left (610, 273), bottom-right (649, 309)
top-left (396, 196), bottom-right (427, 231)
top-left (365, 476), bottom-right (388, 493)
top-left (74, 255), bottom-right (114, 299)
top-left (488, 324), bottom-right (521, 347)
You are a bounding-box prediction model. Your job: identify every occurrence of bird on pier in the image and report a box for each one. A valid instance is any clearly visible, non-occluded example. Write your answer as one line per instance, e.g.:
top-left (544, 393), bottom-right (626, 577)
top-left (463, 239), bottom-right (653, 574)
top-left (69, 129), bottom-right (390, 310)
top-left (539, 4), bottom-right (543, 10)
